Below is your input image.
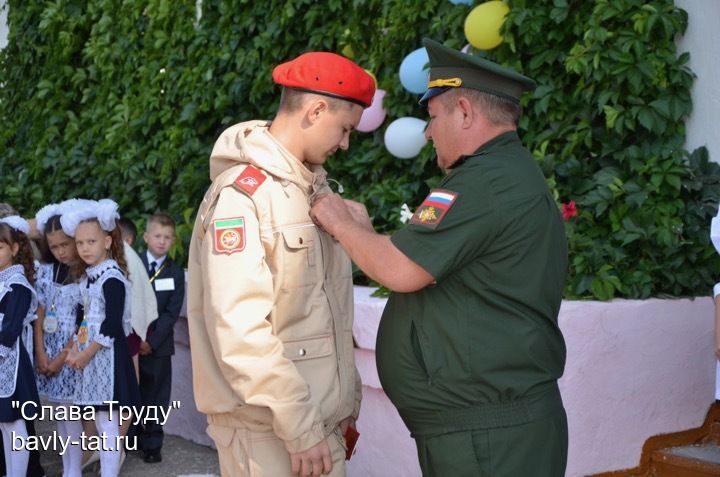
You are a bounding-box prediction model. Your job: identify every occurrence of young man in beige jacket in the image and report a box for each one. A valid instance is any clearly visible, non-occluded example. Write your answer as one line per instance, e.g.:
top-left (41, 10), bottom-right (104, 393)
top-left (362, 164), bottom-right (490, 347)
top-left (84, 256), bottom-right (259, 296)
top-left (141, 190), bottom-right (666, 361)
top-left (187, 52), bottom-right (375, 477)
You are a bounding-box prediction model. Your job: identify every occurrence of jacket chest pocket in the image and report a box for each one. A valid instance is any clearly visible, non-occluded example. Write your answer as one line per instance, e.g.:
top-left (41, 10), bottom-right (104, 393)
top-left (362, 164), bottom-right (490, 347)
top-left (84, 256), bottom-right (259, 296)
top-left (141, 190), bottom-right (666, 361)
top-left (282, 334), bottom-right (333, 361)
top-left (279, 226), bottom-right (320, 290)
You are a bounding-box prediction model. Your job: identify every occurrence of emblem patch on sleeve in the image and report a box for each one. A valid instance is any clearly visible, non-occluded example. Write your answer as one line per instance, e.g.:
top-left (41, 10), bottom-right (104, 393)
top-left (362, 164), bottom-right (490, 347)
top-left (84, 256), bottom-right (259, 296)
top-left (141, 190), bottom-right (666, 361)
top-left (233, 165), bottom-right (266, 196)
top-left (410, 189), bottom-right (458, 229)
top-left (213, 217), bottom-right (246, 254)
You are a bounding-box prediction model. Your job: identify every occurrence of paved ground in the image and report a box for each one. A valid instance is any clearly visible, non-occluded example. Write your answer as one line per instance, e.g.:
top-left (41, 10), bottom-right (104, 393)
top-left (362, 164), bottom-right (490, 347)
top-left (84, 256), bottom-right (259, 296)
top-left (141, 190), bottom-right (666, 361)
top-left (35, 416), bottom-right (220, 477)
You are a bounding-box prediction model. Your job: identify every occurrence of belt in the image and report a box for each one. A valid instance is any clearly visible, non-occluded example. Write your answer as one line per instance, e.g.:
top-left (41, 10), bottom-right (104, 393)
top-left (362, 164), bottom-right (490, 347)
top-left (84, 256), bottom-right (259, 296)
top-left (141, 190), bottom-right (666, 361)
top-left (402, 384), bottom-right (564, 438)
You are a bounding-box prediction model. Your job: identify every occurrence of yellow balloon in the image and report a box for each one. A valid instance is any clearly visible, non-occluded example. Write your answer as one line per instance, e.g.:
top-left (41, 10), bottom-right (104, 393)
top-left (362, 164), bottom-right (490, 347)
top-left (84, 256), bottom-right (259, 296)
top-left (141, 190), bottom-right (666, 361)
top-left (464, 1), bottom-right (509, 50)
top-left (341, 44), bottom-right (355, 59)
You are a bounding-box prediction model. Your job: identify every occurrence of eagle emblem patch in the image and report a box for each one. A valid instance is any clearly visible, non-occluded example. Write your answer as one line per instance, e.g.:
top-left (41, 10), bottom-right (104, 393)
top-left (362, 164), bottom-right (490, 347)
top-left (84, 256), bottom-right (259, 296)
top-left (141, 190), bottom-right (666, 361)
top-left (410, 189), bottom-right (458, 229)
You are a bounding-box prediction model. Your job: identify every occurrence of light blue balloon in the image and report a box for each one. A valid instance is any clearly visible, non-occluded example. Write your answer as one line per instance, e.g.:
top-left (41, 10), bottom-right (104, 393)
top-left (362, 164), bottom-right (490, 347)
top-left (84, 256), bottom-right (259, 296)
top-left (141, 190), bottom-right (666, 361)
top-left (399, 47), bottom-right (429, 94)
top-left (384, 117), bottom-right (428, 159)
top-left (449, 0), bottom-right (473, 5)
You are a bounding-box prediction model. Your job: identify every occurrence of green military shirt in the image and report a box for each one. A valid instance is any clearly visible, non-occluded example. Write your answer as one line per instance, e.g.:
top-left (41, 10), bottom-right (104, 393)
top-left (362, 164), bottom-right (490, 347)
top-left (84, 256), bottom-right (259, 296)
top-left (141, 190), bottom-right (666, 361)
top-left (376, 131), bottom-right (568, 436)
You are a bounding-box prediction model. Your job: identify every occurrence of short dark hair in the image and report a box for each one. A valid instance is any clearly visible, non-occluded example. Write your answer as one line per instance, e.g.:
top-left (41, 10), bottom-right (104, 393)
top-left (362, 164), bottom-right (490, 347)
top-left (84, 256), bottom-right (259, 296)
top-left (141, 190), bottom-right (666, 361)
top-left (118, 217), bottom-right (138, 242)
top-left (147, 212), bottom-right (176, 230)
top-left (440, 88), bottom-right (521, 127)
top-left (278, 87), bottom-right (355, 113)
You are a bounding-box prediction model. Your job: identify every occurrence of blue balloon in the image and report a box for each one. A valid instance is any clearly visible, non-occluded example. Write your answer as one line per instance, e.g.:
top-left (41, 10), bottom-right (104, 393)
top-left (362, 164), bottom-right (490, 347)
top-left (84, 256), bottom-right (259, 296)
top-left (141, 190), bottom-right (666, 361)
top-left (399, 47), bottom-right (429, 94)
top-left (449, 0), bottom-right (473, 5)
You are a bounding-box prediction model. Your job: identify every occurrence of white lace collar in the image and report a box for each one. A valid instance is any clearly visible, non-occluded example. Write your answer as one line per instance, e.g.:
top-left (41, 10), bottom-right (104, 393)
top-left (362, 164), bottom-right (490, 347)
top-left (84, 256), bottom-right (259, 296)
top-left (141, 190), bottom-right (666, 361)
top-left (0, 264), bottom-right (25, 282)
top-left (85, 259), bottom-right (120, 281)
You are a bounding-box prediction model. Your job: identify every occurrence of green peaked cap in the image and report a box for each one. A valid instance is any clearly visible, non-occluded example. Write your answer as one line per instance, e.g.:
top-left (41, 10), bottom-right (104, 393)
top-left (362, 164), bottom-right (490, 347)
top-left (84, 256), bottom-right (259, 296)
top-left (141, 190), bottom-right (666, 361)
top-left (419, 38), bottom-right (536, 106)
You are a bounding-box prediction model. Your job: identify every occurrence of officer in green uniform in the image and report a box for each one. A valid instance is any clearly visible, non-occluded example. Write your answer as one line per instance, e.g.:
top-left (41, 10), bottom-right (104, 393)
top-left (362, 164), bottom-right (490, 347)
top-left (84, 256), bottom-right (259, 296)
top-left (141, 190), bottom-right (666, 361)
top-left (310, 38), bottom-right (568, 476)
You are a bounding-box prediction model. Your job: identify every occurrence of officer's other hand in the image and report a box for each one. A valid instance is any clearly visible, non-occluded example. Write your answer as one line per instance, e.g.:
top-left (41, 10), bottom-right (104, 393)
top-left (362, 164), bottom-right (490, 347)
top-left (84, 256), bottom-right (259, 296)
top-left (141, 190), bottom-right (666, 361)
top-left (290, 438), bottom-right (332, 477)
top-left (343, 200), bottom-right (373, 232)
top-left (309, 193), bottom-right (352, 237)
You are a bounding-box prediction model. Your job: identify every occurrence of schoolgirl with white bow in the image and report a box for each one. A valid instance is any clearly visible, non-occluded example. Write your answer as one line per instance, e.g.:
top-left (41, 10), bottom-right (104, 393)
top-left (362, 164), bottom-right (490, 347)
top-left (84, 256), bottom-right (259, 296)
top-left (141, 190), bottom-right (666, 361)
top-left (0, 216), bottom-right (40, 477)
top-left (34, 200), bottom-right (86, 476)
top-left (60, 199), bottom-right (140, 477)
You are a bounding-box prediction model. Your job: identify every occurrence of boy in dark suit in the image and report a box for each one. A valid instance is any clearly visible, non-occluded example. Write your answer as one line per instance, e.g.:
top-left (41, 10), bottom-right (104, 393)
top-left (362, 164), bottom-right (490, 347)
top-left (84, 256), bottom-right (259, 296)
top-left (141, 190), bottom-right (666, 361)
top-left (139, 213), bottom-right (185, 463)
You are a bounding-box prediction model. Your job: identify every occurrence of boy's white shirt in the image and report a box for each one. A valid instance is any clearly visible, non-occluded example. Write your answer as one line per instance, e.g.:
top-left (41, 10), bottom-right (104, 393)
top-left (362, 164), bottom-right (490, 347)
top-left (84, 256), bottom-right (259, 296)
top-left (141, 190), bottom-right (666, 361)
top-left (125, 242), bottom-right (158, 340)
top-left (145, 250), bottom-right (167, 269)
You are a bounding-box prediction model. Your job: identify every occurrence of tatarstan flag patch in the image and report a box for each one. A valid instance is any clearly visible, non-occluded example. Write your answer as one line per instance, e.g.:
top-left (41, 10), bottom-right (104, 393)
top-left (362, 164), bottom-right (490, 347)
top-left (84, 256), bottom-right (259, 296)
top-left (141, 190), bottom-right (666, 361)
top-left (213, 217), bottom-right (245, 254)
top-left (410, 189), bottom-right (458, 229)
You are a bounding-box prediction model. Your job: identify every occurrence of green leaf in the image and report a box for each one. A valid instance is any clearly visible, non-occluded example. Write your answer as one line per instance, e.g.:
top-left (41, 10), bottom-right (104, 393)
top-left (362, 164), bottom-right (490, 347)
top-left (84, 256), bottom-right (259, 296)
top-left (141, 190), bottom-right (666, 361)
top-left (603, 105), bottom-right (619, 129)
top-left (637, 107), bottom-right (655, 131)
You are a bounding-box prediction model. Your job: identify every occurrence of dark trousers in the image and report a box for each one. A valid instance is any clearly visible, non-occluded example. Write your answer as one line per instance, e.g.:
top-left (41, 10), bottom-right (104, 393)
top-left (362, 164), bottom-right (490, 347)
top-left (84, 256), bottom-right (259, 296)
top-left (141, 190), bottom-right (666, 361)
top-left (139, 354), bottom-right (172, 453)
top-left (414, 409), bottom-right (568, 477)
top-left (0, 419), bottom-right (45, 477)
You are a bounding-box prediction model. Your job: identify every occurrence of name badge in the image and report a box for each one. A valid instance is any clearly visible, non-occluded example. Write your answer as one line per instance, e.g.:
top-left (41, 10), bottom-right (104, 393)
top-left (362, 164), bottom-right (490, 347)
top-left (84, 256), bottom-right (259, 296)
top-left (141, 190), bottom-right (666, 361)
top-left (78, 320), bottom-right (88, 345)
top-left (44, 309), bottom-right (59, 334)
top-left (154, 278), bottom-right (175, 292)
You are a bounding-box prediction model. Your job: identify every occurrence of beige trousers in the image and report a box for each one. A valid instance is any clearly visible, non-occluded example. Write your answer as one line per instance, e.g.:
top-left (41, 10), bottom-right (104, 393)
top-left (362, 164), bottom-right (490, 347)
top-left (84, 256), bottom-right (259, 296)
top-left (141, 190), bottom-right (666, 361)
top-left (207, 422), bottom-right (347, 477)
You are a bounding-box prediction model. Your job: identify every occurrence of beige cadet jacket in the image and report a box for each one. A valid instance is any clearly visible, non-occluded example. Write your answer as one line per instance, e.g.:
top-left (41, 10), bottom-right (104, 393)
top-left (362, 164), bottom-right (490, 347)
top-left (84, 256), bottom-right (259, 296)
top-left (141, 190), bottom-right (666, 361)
top-left (187, 120), bottom-right (360, 454)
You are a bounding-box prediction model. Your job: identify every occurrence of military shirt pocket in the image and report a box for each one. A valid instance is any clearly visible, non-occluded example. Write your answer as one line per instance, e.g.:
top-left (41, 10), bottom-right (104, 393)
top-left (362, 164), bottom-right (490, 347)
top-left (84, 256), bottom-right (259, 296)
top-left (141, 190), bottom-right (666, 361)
top-left (282, 334), bottom-right (333, 361)
top-left (279, 226), bottom-right (318, 289)
top-left (411, 321), bottom-right (440, 382)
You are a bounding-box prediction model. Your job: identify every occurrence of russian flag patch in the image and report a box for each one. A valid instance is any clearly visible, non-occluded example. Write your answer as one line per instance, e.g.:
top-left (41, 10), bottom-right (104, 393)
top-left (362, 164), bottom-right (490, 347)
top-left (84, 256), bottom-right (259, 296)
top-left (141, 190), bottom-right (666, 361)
top-left (410, 189), bottom-right (458, 229)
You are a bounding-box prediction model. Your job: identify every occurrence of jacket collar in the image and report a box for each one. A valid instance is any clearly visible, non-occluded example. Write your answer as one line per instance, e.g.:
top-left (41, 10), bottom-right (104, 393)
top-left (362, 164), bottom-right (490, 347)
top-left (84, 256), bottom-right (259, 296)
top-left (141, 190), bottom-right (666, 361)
top-left (209, 120), bottom-right (327, 195)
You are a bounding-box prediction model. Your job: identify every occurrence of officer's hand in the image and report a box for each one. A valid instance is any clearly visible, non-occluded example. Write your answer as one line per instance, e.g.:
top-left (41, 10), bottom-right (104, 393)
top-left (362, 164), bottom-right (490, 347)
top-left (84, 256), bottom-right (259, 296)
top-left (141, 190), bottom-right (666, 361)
top-left (309, 193), bottom-right (353, 237)
top-left (342, 200), bottom-right (374, 232)
top-left (290, 438), bottom-right (332, 477)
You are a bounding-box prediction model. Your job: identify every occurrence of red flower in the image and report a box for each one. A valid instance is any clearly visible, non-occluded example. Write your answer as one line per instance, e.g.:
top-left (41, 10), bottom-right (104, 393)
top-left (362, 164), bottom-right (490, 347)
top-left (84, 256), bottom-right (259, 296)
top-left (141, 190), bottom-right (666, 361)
top-left (561, 201), bottom-right (577, 221)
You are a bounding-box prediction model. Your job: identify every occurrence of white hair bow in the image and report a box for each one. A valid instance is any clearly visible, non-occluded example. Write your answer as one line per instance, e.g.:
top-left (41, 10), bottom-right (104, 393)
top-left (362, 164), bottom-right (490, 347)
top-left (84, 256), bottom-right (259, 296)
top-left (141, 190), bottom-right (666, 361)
top-left (35, 203), bottom-right (62, 234)
top-left (0, 215), bottom-right (30, 235)
top-left (59, 199), bottom-right (120, 237)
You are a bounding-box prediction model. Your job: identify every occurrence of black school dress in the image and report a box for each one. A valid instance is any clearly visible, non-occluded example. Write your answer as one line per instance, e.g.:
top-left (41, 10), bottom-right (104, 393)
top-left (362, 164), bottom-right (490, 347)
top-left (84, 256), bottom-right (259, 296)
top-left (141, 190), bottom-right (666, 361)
top-left (0, 265), bottom-right (40, 422)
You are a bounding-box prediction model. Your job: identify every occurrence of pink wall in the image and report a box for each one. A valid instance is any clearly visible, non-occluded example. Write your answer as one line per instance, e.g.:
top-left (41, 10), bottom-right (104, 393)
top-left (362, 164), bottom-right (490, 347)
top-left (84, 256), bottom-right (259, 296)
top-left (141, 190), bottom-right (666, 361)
top-left (347, 288), bottom-right (716, 477)
top-left (558, 298), bottom-right (715, 475)
top-left (166, 288), bottom-right (716, 476)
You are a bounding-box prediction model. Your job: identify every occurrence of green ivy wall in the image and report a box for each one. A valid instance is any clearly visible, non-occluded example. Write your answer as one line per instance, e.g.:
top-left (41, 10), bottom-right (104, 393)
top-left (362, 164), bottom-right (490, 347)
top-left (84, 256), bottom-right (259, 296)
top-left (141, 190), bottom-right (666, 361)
top-left (1, 0), bottom-right (718, 299)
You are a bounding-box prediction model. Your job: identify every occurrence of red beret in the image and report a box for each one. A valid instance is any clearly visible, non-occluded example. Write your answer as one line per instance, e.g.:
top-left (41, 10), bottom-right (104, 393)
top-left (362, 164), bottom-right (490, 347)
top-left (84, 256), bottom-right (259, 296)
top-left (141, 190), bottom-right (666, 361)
top-left (272, 52), bottom-right (376, 108)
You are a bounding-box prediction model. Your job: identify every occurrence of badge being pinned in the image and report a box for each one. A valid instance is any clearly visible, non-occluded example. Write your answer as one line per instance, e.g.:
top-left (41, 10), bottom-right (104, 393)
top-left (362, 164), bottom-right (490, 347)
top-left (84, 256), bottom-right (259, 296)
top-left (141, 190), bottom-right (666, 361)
top-left (213, 217), bottom-right (246, 254)
top-left (410, 189), bottom-right (458, 229)
top-left (233, 165), bottom-right (266, 196)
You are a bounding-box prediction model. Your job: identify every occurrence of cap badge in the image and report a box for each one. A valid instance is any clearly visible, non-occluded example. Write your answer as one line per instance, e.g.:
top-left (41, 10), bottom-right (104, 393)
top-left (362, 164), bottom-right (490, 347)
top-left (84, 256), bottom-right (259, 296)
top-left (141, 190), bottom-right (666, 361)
top-left (427, 77), bottom-right (463, 88)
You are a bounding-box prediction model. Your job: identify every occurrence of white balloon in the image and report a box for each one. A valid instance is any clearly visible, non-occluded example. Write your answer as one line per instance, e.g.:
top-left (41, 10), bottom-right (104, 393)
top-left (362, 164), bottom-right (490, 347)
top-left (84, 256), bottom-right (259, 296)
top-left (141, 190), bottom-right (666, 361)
top-left (384, 117), bottom-right (428, 159)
